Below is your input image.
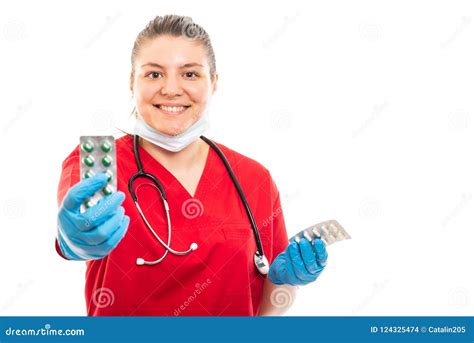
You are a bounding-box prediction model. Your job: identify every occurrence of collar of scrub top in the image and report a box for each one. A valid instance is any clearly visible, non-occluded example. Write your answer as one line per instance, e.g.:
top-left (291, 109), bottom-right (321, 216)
top-left (129, 134), bottom-right (270, 275)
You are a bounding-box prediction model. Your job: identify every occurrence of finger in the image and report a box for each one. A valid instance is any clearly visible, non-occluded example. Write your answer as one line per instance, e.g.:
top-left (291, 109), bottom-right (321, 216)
top-left (314, 239), bottom-right (328, 267)
top-left (298, 238), bottom-right (318, 274)
top-left (287, 242), bottom-right (313, 284)
top-left (64, 215), bottom-right (129, 259)
top-left (78, 207), bottom-right (125, 245)
top-left (62, 173), bottom-right (109, 211)
top-left (82, 192), bottom-right (126, 228)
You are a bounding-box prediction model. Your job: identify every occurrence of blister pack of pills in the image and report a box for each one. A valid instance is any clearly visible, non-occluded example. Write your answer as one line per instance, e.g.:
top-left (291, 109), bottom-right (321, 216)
top-left (290, 220), bottom-right (351, 246)
top-left (79, 136), bottom-right (117, 212)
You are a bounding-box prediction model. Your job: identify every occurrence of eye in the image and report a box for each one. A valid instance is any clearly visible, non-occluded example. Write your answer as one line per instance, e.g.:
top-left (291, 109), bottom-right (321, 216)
top-left (147, 72), bottom-right (162, 79)
top-left (184, 71), bottom-right (198, 79)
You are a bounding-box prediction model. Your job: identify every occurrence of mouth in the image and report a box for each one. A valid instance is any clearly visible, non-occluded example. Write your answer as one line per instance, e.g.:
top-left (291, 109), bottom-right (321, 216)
top-left (153, 104), bottom-right (191, 115)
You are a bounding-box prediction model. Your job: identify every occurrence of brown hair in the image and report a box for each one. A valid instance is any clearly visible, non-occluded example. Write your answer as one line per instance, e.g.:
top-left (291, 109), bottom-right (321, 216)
top-left (130, 14), bottom-right (217, 80)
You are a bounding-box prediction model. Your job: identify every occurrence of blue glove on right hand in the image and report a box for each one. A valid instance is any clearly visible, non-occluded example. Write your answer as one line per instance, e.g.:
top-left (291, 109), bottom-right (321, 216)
top-left (57, 173), bottom-right (130, 260)
top-left (268, 238), bottom-right (328, 286)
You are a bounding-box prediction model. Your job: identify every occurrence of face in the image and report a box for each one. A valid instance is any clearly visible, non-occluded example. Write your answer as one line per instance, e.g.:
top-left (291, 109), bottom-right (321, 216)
top-left (130, 35), bottom-right (217, 136)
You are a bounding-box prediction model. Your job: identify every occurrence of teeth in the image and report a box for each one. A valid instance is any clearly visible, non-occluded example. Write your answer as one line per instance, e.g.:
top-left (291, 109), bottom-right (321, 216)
top-left (158, 105), bottom-right (187, 112)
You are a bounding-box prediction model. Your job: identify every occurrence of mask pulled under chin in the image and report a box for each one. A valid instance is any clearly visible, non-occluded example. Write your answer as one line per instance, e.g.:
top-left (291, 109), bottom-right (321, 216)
top-left (134, 112), bottom-right (210, 152)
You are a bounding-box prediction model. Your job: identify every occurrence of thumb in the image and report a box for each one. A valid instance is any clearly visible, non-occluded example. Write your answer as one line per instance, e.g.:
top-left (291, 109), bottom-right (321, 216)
top-left (62, 173), bottom-right (109, 211)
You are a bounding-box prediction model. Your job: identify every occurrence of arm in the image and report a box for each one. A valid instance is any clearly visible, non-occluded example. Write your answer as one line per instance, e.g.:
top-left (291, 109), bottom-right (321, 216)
top-left (258, 278), bottom-right (297, 316)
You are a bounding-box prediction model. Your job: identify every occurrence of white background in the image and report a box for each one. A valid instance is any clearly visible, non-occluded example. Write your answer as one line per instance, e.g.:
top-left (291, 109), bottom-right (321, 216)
top-left (0, 0), bottom-right (473, 316)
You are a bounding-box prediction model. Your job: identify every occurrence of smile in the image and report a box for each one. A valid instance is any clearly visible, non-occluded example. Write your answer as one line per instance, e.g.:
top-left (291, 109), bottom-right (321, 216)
top-left (153, 104), bottom-right (191, 114)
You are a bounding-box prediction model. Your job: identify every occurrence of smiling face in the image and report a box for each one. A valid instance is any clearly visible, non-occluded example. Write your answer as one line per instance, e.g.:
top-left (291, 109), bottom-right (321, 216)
top-left (130, 35), bottom-right (218, 136)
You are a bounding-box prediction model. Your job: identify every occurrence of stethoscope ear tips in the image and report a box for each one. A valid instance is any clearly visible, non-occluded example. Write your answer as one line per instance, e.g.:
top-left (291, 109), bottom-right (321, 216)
top-left (190, 243), bottom-right (198, 251)
top-left (136, 258), bottom-right (145, 265)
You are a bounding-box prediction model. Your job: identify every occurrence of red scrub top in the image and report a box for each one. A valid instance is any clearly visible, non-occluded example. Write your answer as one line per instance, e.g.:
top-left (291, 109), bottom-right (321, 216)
top-left (55, 135), bottom-right (289, 316)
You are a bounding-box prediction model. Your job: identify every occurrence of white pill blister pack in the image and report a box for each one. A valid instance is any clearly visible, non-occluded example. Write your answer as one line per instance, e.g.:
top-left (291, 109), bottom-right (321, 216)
top-left (290, 220), bottom-right (351, 246)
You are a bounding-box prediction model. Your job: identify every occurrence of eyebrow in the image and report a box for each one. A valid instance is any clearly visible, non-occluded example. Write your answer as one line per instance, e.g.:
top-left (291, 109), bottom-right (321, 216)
top-left (141, 62), bottom-right (204, 68)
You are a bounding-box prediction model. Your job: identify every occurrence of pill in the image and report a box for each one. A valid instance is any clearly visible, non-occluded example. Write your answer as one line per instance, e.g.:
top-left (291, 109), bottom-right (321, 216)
top-left (84, 170), bottom-right (95, 179)
top-left (303, 230), bottom-right (314, 242)
top-left (101, 140), bottom-right (112, 153)
top-left (311, 227), bottom-right (321, 238)
top-left (102, 185), bottom-right (113, 196)
top-left (105, 170), bottom-right (113, 182)
top-left (82, 155), bottom-right (95, 167)
top-left (84, 199), bottom-right (94, 209)
top-left (81, 141), bottom-right (94, 153)
top-left (102, 155), bottom-right (112, 167)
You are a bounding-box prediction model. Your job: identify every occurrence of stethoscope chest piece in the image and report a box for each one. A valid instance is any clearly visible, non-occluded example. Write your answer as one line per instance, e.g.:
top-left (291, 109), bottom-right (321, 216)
top-left (254, 253), bottom-right (269, 275)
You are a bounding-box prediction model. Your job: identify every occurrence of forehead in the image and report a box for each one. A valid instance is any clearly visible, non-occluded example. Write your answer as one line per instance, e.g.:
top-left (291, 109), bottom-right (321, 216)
top-left (136, 35), bottom-right (208, 68)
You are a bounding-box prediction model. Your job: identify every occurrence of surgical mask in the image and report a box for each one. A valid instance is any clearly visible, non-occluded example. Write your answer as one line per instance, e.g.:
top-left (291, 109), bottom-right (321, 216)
top-left (134, 110), bottom-right (210, 152)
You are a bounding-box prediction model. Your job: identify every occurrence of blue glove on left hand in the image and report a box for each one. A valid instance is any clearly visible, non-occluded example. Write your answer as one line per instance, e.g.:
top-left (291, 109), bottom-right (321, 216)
top-left (268, 238), bottom-right (328, 286)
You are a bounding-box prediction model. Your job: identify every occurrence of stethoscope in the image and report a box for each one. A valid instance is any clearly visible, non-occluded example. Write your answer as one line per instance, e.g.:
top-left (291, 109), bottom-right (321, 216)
top-left (128, 135), bottom-right (270, 275)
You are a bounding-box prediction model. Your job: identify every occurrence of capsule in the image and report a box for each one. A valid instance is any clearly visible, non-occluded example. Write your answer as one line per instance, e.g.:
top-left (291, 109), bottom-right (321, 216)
top-left (84, 170), bottom-right (95, 179)
top-left (102, 185), bottom-right (113, 196)
top-left (84, 199), bottom-right (94, 209)
top-left (102, 155), bottom-right (112, 167)
top-left (105, 170), bottom-right (113, 182)
top-left (81, 141), bottom-right (94, 153)
top-left (101, 140), bottom-right (112, 153)
top-left (82, 155), bottom-right (95, 167)
top-left (303, 230), bottom-right (314, 242)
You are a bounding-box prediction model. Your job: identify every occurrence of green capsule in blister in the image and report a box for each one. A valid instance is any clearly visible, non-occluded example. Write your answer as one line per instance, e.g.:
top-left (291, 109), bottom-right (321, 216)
top-left (79, 136), bottom-right (117, 213)
top-left (84, 170), bottom-right (95, 179)
top-left (102, 184), bottom-right (113, 196)
top-left (81, 141), bottom-right (94, 153)
top-left (101, 140), bottom-right (112, 153)
top-left (102, 155), bottom-right (112, 167)
top-left (105, 170), bottom-right (113, 182)
top-left (82, 155), bottom-right (95, 167)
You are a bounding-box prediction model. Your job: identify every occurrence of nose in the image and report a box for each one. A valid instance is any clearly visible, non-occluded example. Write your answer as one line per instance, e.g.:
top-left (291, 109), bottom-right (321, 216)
top-left (160, 74), bottom-right (183, 97)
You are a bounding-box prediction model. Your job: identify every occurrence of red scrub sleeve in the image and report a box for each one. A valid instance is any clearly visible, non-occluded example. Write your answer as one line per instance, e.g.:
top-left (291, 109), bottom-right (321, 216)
top-left (268, 177), bottom-right (290, 264)
top-left (55, 148), bottom-right (80, 260)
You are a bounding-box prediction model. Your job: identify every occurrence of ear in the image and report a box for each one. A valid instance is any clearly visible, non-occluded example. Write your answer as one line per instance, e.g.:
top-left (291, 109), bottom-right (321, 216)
top-left (129, 73), bottom-right (135, 95)
top-left (212, 73), bottom-right (219, 94)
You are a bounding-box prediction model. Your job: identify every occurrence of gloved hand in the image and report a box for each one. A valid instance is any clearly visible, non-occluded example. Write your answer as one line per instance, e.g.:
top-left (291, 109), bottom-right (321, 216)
top-left (57, 173), bottom-right (130, 260)
top-left (268, 238), bottom-right (328, 286)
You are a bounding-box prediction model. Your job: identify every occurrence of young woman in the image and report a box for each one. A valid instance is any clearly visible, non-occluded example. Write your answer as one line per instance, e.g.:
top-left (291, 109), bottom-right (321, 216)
top-left (55, 15), bottom-right (328, 316)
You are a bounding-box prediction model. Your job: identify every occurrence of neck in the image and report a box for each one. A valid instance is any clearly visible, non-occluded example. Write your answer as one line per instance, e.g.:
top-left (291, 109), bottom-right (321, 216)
top-left (140, 136), bottom-right (209, 171)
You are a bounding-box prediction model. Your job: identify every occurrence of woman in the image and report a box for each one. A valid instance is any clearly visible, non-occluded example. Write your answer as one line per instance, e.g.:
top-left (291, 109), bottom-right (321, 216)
top-left (55, 15), bottom-right (328, 316)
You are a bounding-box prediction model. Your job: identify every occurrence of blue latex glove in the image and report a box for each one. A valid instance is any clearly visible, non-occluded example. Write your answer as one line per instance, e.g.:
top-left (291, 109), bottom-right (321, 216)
top-left (57, 173), bottom-right (130, 260)
top-left (268, 238), bottom-right (328, 286)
